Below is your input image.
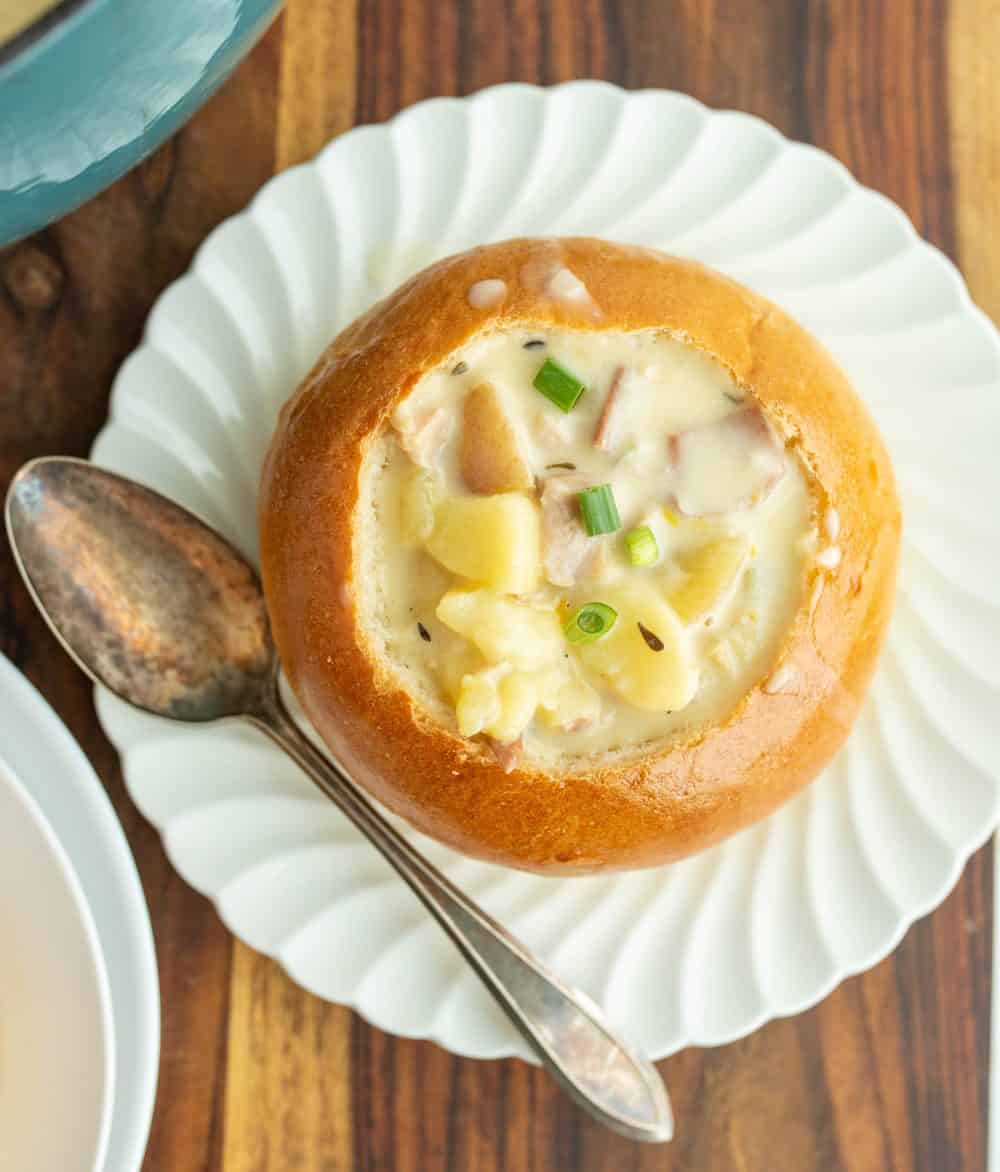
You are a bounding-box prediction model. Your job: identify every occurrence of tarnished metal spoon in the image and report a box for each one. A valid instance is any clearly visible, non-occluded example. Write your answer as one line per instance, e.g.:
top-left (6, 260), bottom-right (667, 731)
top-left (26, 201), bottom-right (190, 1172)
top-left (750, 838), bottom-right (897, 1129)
top-left (5, 456), bottom-right (673, 1145)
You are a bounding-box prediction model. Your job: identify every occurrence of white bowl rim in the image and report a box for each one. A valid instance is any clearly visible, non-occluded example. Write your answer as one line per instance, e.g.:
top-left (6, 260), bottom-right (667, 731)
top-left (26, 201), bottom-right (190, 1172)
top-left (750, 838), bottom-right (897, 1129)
top-left (0, 651), bottom-right (158, 1171)
top-left (0, 751), bottom-right (116, 1172)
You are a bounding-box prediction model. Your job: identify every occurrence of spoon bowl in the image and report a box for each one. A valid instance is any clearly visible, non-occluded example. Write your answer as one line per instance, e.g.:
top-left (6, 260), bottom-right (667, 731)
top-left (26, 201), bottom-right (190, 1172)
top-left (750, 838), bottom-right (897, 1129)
top-left (6, 458), bottom-right (274, 722)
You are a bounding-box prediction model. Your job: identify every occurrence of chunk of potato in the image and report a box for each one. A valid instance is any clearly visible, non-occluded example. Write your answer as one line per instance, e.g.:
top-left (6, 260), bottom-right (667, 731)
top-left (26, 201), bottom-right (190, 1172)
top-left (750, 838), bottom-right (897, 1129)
top-left (436, 589), bottom-right (563, 670)
top-left (491, 672), bottom-right (542, 742)
top-left (455, 666), bottom-right (536, 742)
top-left (455, 662), bottom-right (599, 743)
top-left (426, 493), bottom-right (541, 594)
top-left (667, 536), bottom-right (749, 623)
top-left (431, 638), bottom-right (484, 704)
top-left (398, 466), bottom-right (442, 545)
top-left (575, 580), bottom-right (696, 711)
top-left (536, 667), bottom-right (601, 731)
top-left (455, 666), bottom-right (507, 736)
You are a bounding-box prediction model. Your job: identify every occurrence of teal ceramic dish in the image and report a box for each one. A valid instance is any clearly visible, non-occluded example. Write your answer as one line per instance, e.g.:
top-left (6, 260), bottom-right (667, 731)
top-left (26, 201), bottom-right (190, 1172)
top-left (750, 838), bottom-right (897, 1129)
top-left (0, 0), bottom-right (281, 245)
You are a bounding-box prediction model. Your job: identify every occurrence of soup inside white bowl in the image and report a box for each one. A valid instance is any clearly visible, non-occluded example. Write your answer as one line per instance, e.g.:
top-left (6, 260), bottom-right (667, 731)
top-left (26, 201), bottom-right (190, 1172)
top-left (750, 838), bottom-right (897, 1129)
top-left (0, 755), bottom-right (115, 1172)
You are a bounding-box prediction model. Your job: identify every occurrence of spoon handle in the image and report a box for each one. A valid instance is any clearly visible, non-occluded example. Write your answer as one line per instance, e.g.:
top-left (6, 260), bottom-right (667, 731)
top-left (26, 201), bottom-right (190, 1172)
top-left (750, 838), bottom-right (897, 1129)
top-left (252, 696), bottom-right (672, 1144)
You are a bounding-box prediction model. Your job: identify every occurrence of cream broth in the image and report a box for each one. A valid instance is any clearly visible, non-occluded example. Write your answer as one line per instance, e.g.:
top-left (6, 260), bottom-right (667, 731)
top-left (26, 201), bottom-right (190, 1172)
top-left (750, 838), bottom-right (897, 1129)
top-left (371, 326), bottom-right (819, 769)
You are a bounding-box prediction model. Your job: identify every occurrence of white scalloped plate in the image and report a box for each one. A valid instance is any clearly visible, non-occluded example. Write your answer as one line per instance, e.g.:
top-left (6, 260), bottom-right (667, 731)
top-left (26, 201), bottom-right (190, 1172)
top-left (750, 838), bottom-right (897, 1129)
top-left (93, 82), bottom-right (1000, 1061)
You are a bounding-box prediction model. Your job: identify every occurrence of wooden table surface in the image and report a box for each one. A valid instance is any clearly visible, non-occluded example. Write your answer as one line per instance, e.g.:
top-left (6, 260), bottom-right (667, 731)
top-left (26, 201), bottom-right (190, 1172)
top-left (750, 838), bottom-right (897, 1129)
top-left (2, 2), bottom-right (998, 1169)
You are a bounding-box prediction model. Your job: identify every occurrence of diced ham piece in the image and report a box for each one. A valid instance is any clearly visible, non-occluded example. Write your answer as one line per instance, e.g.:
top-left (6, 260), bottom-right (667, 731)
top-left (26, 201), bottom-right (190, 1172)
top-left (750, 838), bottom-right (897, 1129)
top-left (539, 473), bottom-right (592, 587)
top-left (579, 534), bottom-right (613, 583)
top-left (459, 382), bottom-right (534, 494)
top-left (593, 366), bottom-right (627, 452)
top-left (394, 406), bottom-right (452, 470)
top-left (488, 736), bottom-right (522, 773)
top-left (666, 406), bottom-right (786, 516)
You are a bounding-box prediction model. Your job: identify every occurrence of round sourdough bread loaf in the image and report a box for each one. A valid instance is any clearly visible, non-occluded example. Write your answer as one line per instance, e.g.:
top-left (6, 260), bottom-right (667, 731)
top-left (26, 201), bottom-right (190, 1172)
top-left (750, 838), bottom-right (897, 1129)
top-left (259, 238), bottom-right (901, 873)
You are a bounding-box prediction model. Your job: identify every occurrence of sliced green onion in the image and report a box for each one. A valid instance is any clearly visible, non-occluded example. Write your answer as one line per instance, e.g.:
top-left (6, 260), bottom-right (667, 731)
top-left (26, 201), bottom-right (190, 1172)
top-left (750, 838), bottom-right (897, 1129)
top-left (578, 484), bottom-right (621, 536)
top-left (625, 525), bottom-right (659, 567)
top-left (533, 358), bottom-right (586, 413)
top-left (564, 602), bottom-right (618, 644)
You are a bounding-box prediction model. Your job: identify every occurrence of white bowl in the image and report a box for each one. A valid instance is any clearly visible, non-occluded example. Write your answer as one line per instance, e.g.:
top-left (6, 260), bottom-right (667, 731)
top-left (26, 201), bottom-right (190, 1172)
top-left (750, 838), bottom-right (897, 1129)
top-left (0, 754), bottom-right (115, 1172)
top-left (0, 651), bottom-right (158, 1172)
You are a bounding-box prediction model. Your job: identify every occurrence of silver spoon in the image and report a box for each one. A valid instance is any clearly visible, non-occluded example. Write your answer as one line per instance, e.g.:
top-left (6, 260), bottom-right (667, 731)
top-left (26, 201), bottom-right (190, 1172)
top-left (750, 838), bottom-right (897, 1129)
top-left (5, 455), bottom-right (672, 1144)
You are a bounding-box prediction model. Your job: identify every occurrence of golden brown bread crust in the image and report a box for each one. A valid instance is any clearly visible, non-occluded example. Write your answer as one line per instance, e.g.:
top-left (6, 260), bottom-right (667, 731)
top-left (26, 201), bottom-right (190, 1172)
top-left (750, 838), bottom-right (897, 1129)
top-left (259, 238), bottom-right (901, 873)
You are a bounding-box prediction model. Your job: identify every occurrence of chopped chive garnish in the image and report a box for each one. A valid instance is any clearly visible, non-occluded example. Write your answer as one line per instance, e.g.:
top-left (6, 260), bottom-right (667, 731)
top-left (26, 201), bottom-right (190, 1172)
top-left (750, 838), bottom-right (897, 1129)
top-left (533, 358), bottom-right (586, 413)
top-left (637, 622), bottom-right (664, 652)
top-left (625, 525), bottom-right (659, 567)
top-left (564, 602), bottom-right (618, 645)
top-left (578, 484), bottom-right (621, 536)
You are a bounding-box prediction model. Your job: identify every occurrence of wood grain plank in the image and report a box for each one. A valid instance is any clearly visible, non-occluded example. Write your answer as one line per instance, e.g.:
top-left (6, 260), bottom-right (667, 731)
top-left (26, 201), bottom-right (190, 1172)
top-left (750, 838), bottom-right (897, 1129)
top-left (950, 0), bottom-right (1000, 322)
top-left (802, 0), bottom-right (956, 251)
top-left (351, 1033), bottom-right (591, 1172)
top-left (805, 3), bottom-right (990, 1170)
top-left (613, 0), bottom-right (810, 137)
top-left (891, 853), bottom-right (992, 1171)
top-left (221, 946), bottom-right (355, 1172)
top-left (814, 959), bottom-right (915, 1172)
top-left (277, 0), bottom-right (359, 169)
top-left (945, 1), bottom-right (1000, 1167)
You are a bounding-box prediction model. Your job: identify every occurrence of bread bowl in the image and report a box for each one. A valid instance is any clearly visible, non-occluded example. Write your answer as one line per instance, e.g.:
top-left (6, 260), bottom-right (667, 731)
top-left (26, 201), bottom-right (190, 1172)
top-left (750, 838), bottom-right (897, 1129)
top-left (259, 237), bottom-right (900, 873)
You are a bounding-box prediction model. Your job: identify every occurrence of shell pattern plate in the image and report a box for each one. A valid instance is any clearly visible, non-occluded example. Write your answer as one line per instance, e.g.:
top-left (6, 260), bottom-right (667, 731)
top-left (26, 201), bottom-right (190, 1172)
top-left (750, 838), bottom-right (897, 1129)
top-left (93, 83), bottom-right (1000, 1061)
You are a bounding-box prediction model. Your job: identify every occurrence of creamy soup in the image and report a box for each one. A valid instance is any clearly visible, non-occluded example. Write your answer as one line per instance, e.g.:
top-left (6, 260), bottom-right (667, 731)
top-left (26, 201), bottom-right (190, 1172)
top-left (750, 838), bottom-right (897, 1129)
top-left (365, 324), bottom-right (831, 771)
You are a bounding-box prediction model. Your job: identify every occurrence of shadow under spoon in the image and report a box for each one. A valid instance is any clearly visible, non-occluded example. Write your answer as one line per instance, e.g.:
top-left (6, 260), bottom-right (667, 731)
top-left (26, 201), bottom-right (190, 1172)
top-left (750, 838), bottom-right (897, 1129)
top-left (5, 455), bottom-right (673, 1145)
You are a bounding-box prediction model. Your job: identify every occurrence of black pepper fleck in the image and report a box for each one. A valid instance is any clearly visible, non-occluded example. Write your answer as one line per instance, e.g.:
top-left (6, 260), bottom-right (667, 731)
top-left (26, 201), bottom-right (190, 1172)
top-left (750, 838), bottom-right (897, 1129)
top-left (724, 392), bottom-right (745, 405)
top-left (523, 339), bottom-right (546, 350)
top-left (637, 621), bottom-right (664, 652)
top-left (452, 361), bottom-right (469, 376)
top-left (417, 622), bottom-right (431, 642)
top-left (545, 461), bottom-right (577, 471)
